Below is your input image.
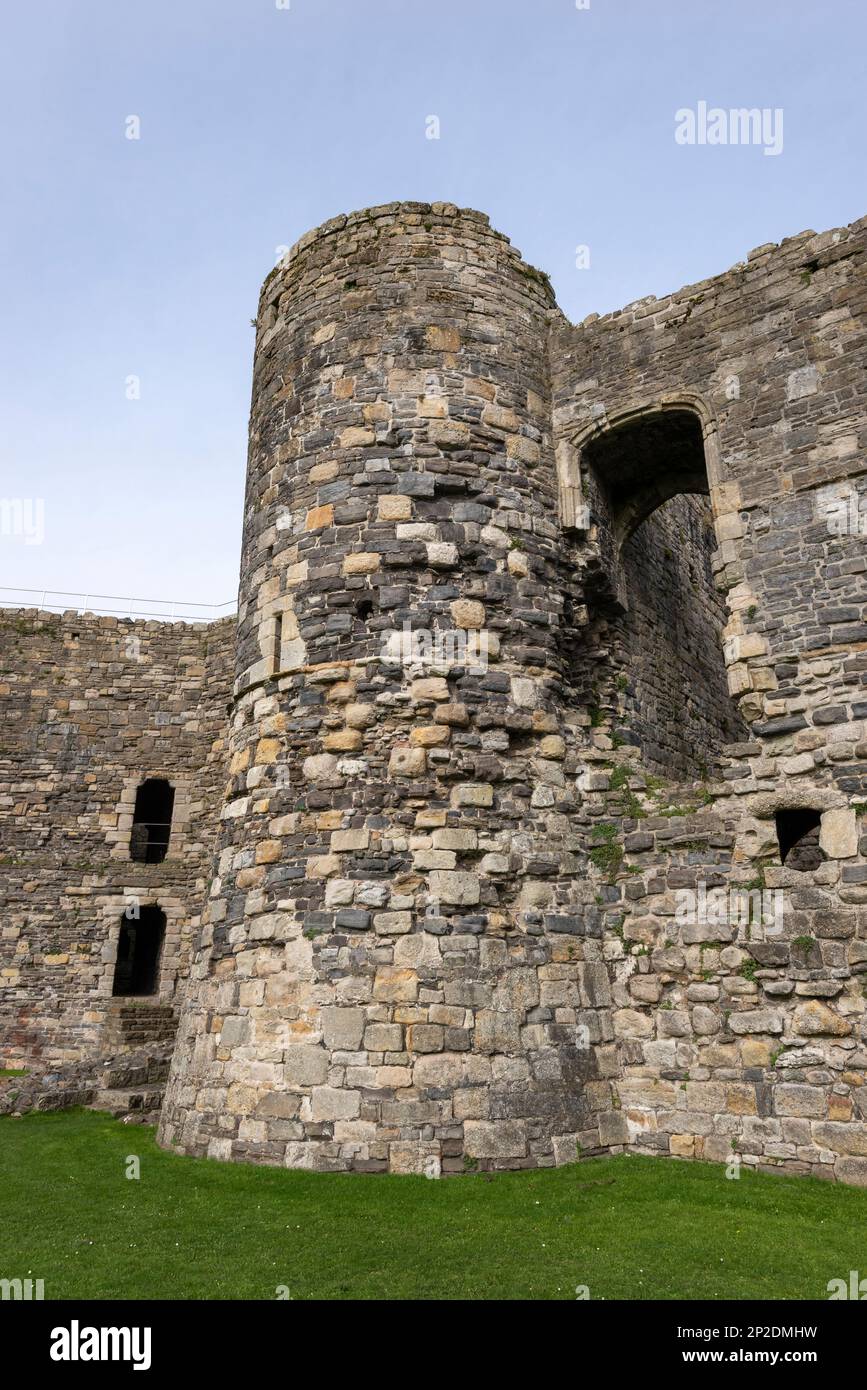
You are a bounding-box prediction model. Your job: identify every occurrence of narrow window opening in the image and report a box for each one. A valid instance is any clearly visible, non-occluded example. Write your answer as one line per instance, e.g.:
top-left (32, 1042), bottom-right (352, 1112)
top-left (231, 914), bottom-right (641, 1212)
top-left (130, 778), bottom-right (175, 863)
top-left (775, 808), bottom-right (825, 871)
top-left (273, 610), bottom-right (283, 674)
top-left (112, 905), bottom-right (166, 996)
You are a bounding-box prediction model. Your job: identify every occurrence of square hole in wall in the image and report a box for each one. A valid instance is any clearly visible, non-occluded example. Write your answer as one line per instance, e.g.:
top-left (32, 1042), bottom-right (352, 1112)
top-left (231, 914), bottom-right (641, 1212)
top-left (775, 808), bottom-right (825, 871)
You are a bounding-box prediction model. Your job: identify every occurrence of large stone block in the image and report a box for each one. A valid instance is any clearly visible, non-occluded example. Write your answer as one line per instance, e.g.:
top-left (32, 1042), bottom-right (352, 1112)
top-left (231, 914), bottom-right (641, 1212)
top-left (464, 1120), bottom-right (528, 1160)
top-left (321, 1007), bottom-right (365, 1051)
top-left (428, 870), bottom-right (481, 905)
top-left (284, 1047), bottom-right (329, 1087)
top-left (309, 1087), bottom-right (361, 1122)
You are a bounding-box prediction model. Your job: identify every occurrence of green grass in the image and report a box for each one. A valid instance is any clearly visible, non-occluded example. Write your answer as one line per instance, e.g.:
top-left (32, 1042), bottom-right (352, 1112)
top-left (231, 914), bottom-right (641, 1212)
top-left (1, 1109), bottom-right (864, 1300)
top-left (0, 1068), bottom-right (26, 1077)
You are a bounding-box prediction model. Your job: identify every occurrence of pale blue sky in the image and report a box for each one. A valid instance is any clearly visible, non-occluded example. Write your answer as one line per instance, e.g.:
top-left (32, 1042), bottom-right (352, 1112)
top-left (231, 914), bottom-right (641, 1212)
top-left (1, 0), bottom-right (864, 612)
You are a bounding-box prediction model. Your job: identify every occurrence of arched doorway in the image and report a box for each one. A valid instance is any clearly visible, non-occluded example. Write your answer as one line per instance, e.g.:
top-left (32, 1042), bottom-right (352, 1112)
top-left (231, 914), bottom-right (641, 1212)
top-left (563, 402), bottom-right (746, 780)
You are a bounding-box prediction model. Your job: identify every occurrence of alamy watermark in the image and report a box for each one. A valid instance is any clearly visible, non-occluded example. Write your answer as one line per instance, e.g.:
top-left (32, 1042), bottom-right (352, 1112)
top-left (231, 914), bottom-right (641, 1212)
top-left (1, 1276), bottom-right (44, 1300)
top-left (675, 102), bottom-right (783, 157)
top-left (815, 481), bottom-right (867, 538)
top-left (381, 621), bottom-right (490, 673)
top-left (0, 498), bottom-right (44, 545)
top-left (827, 1271), bottom-right (867, 1299)
top-left (50, 1323), bottom-right (151, 1370)
top-left (676, 881), bottom-right (785, 931)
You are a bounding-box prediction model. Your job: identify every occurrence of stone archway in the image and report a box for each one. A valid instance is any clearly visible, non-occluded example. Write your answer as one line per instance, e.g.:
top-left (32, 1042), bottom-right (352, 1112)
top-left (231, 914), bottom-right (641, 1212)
top-left (557, 393), bottom-right (725, 553)
top-left (557, 395), bottom-right (745, 780)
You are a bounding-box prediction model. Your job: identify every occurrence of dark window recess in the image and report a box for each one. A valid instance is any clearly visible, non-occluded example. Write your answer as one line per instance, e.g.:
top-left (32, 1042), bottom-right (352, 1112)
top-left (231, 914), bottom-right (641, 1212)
top-left (273, 610), bottom-right (283, 674)
top-left (130, 779), bottom-right (175, 863)
top-left (112, 906), bottom-right (166, 996)
top-left (775, 808), bottom-right (825, 871)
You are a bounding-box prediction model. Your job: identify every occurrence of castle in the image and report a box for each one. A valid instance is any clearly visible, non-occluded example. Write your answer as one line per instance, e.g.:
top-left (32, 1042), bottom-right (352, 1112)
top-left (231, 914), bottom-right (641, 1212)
top-left (2, 202), bottom-right (866, 1182)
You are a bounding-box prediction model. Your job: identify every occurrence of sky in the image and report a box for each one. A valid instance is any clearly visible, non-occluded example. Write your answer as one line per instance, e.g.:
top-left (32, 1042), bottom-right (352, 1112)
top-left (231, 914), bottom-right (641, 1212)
top-left (1, 0), bottom-right (865, 617)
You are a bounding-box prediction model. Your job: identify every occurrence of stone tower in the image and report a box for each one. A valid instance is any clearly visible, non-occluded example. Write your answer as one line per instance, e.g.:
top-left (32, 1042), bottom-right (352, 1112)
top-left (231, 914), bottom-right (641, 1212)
top-left (155, 202), bottom-right (867, 1180)
top-left (158, 202), bottom-right (609, 1172)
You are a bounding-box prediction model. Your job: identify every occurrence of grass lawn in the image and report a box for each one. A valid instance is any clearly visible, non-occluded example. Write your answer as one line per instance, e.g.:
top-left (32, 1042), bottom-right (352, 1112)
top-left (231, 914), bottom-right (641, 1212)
top-left (0, 1108), bottom-right (862, 1300)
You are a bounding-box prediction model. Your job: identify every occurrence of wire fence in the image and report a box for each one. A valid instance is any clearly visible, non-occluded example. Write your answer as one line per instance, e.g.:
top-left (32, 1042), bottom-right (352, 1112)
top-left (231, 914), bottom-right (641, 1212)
top-left (0, 587), bottom-right (236, 624)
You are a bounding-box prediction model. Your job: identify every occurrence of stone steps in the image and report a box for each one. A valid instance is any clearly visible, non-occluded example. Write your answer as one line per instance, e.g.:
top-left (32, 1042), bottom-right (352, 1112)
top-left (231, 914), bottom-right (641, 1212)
top-left (102, 1002), bottom-right (177, 1052)
top-left (97, 1057), bottom-right (170, 1090)
top-left (2, 1041), bottom-right (173, 1120)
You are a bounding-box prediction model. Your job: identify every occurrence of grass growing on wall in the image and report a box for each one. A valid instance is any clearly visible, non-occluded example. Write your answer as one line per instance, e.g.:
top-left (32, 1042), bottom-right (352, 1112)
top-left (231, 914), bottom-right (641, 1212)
top-left (1, 1110), bottom-right (865, 1301)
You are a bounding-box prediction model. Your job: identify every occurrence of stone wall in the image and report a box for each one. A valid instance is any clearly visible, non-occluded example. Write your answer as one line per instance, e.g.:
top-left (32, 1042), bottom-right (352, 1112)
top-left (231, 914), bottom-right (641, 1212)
top-left (156, 202), bottom-right (867, 1182)
top-left (3, 201), bottom-right (866, 1184)
top-left (552, 211), bottom-right (867, 780)
top-left (0, 611), bottom-right (233, 1063)
top-left (554, 206), bottom-right (867, 1182)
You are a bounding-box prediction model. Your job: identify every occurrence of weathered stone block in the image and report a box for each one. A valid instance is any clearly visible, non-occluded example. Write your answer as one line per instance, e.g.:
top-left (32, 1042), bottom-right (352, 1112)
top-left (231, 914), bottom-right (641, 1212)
top-left (728, 1010), bottom-right (783, 1035)
top-left (321, 1007), bottom-right (365, 1051)
top-left (284, 1046), bottom-right (329, 1087)
top-left (310, 1087), bottom-right (361, 1122)
top-left (388, 746), bottom-right (427, 778)
top-left (464, 1120), bottom-right (527, 1159)
top-left (793, 1001), bottom-right (852, 1037)
top-left (428, 870), bottom-right (481, 905)
top-left (450, 783), bottom-right (493, 808)
top-left (373, 968), bottom-right (419, 1003)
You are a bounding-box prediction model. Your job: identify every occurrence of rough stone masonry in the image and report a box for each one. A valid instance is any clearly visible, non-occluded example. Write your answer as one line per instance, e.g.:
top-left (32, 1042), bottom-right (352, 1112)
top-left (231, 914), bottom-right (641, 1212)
top-left (1, 202), bottom-right (866, 1182)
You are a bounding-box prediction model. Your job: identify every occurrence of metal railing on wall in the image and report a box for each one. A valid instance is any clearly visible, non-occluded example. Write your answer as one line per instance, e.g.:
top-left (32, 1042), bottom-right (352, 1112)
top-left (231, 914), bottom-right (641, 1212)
top-left (0, 587), bottom-right (236, 624)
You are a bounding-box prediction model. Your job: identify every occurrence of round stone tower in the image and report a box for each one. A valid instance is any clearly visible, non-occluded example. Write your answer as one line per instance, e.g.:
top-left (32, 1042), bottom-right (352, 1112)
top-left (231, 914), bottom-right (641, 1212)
top-left (158, 202), bottom-right (614, 1173)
